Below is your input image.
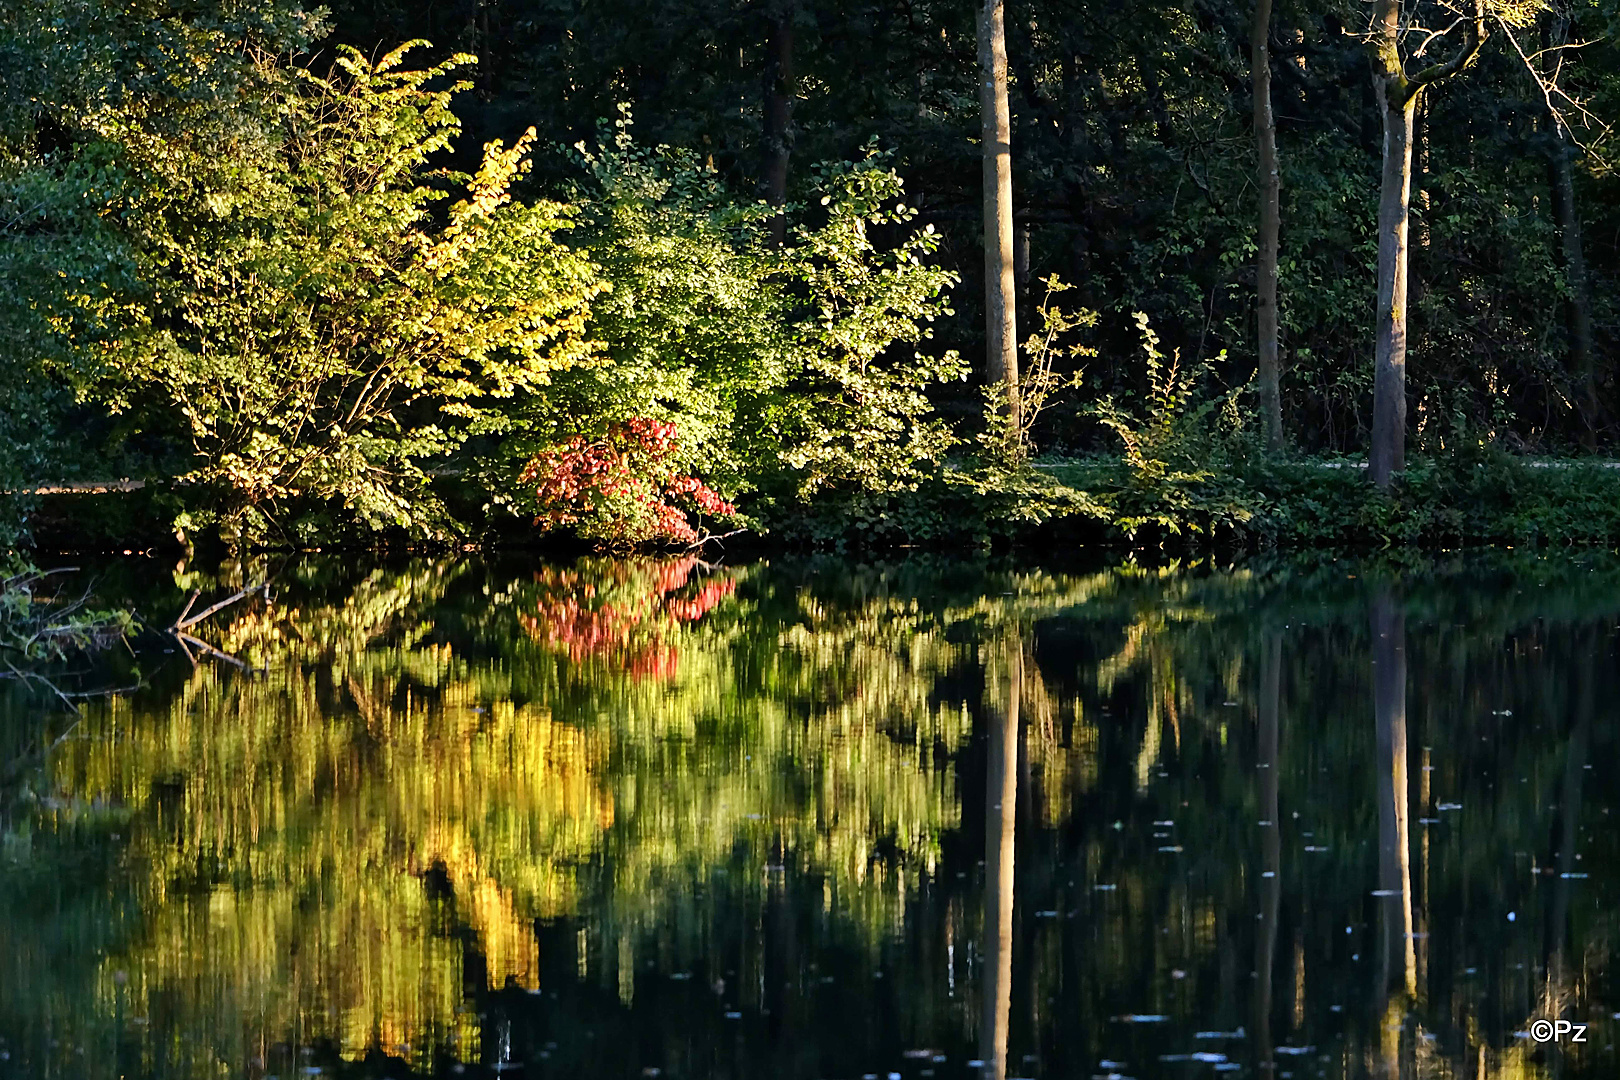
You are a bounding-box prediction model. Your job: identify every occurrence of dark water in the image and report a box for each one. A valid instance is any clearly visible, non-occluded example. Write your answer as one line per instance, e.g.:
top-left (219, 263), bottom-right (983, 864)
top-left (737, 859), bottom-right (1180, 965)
top-left (1, 552), bottom-right (1618, 1080)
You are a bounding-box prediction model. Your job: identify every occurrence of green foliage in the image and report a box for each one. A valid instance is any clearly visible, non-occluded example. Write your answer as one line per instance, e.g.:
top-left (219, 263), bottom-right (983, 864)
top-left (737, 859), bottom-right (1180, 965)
top-left (0, 559), bottom-right (133, 663)
top-left (953, 276), bottom-right (1103, 532)
top-left (492, 122), bottom-right (965, 542)
top-left (489, 112), bottom-right (791, 509)
top-left (1082, 314), bottom-right (1258, 537)
top-left (53, 44), bottom-right (604, 545)
top-left (773, 149), bottom-right (966, 496)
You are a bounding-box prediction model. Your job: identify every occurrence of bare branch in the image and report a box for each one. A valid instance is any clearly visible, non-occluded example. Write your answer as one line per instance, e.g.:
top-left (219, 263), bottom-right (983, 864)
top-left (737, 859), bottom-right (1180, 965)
top-left (1404, 0), bottom-right (1487, 103)
top-left (170, 583), bottom-right (267, 632)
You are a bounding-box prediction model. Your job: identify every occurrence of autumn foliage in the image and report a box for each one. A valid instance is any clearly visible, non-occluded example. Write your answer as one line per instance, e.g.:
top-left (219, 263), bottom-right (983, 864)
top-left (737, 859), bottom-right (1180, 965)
top-left (518, 419), bottom-right (738, 545)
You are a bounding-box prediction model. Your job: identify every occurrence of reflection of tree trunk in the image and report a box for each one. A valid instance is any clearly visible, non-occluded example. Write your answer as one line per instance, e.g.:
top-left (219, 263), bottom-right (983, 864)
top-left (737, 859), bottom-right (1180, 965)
top-left (981, 639), bottom-right (1021, 1080)
top-left (1372, 589), bottom-right (1416, 1005)
top-left (1546, 638), bottom-right (1591, 987)
top-left (1256, 632), bottom-right (1282, 1070)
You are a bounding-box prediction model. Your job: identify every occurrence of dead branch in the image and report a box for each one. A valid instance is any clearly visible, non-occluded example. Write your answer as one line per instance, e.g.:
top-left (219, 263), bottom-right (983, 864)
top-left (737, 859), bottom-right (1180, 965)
top-left (170, 583), bottom-right (267, 632)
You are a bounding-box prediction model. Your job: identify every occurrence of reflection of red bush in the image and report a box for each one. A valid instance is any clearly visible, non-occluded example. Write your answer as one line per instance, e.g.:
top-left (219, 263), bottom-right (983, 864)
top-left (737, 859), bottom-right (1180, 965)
top-left (519, 419), bottom-right (737, 545)
top-left (518, 558), bottom-right (736, 680)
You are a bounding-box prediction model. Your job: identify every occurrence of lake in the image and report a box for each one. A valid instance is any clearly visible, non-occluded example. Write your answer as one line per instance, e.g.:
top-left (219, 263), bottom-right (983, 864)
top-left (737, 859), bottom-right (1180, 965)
top-left (0, 552), bottom-right (1616, 1079)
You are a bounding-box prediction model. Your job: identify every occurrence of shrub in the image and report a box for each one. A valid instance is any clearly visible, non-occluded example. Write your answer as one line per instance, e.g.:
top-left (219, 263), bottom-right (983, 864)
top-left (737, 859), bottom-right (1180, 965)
top-left (518, 418), bottom-right (740, 547)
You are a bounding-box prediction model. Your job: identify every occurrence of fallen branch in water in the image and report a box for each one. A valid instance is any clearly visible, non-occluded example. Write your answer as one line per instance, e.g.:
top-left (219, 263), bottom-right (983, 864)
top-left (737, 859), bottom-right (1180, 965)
top-left (170, 583), bottom-right (267, 632)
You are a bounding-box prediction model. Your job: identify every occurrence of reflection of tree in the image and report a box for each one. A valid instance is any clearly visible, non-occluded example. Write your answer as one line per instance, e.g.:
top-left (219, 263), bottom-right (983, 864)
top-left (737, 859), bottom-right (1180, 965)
top-left (1372, 586), bottom-right (1416, 1011)
top-left (1255, 630), bottom-right (1281, 1073)
top-left (979, 633), bottom-right (1021, 1080)
top-left (518, 556), bottom-right (735, 679)
top-left (3, 557), bottom-right (1012, 1075)
top-left (3, 555), bottom-right (1620, 1080)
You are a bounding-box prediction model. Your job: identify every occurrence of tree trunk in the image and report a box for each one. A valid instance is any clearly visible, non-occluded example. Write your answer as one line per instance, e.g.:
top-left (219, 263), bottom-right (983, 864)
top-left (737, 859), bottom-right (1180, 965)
top-left (978, 0), bottom-right (1019, 424)
top-left (1370, 89), bottom-right (1414, 488)
top-left (1548, 127), bottom-right (1597, 435)
top-left (1252, 0), bottom-right (1283, 448)
top-left (1366, 0), bottom-right (1484, 486)
top-left (762, 1), bottom-right (795, 246)
top-left (979, 636), bottom-right (1020, 1080)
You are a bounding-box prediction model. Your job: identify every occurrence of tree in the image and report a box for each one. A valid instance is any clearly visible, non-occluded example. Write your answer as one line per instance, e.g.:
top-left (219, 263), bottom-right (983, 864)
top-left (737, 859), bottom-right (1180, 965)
top-left (762, 0), bottom-right (797, 245)
top-left (74, 45), bottom-right (604, 542)
top-left (1252, 0), bottom-right (1283, 448)
top-left (1539, 3), bottom-right (1598, 439)
top-left (978, 0), bottom-right (1019, 426)
top-left (494, 125), bottom-right (963, 543)
top-left (1367, 0), bottom-right (1486, 487)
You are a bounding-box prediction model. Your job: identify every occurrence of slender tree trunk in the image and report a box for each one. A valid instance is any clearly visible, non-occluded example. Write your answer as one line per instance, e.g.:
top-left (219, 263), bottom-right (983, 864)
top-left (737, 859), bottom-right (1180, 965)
top-left (1548, 126), bottom-right (1597, 434)
top-left (762, 0), bottom-right (795, 246)
top-left (1367, 0), bottom-right (1484, 487)
top-left (1252, 0), bottom-right (1283, 448)
top-left (978, 0), bottom-right (1019, 424)
top-left (1370, 87), bottom-right (1414, 488)
top-left (980, 636), bottom-right (1020, 1080)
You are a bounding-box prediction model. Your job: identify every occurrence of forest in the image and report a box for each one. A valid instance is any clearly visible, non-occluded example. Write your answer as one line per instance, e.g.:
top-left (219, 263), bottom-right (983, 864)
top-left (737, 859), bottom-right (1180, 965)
top-left (7, 0), bottom-right (1620, 550)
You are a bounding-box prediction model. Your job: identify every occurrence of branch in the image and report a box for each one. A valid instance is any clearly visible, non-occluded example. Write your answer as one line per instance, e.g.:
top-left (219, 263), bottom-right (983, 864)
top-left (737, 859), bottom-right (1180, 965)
top-left (1498, 18), bottom-right (1612, 155)
top-left (1404, 0), bottom-right (1486, 103)
top-left (170, 583), bottom-right (267, 632)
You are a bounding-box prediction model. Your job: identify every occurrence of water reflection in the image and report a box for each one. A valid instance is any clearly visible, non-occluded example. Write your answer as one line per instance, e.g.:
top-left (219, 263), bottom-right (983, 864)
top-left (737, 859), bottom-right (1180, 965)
top-left (0, 554), bottom-right (1617, 1078)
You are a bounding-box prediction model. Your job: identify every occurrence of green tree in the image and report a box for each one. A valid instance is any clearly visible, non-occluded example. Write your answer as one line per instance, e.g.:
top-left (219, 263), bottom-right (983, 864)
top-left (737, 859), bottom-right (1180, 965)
top-left (63, 43), bottom-right (604, 543)
top-left (493, 124), bottom-right (963, 540)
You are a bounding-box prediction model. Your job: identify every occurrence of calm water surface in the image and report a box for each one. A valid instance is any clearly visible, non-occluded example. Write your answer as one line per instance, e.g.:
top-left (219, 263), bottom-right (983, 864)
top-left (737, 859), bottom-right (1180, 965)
top-left (1, 553), bottom-right (1617, 1080)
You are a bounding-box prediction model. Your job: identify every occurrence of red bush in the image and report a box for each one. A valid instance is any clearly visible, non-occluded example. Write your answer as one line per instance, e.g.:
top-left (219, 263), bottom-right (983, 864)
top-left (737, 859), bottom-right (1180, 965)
top-left (519, 419), bottom-right (737, 545)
